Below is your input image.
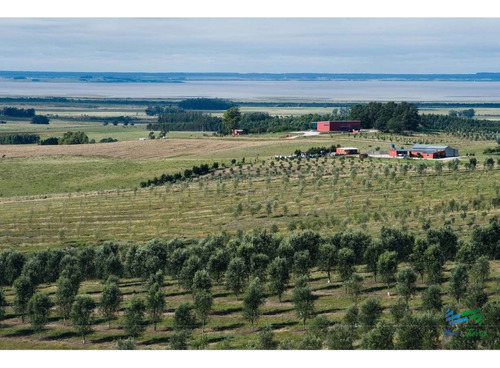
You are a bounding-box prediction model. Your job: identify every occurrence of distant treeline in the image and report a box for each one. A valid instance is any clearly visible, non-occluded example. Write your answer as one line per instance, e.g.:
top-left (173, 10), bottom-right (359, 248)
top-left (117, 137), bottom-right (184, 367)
top-left (145, 106), bottom-right (181, 116)
top-left (1, 107), bottom-right (35, 118)
top-left (0, 134), bottom-right (40, 145)
top-left (147, 101), bottom-right (424, 134)
top-left (178, 98), bottom-right (236, 110)
top-left (147, 112), bottom-right (222, 131)
top-left (146, 99), bottom-right (500, 136)
top-left (148, 111), bottom-right (341, 133)
top-left (145, 99), bottom-right (236, 115)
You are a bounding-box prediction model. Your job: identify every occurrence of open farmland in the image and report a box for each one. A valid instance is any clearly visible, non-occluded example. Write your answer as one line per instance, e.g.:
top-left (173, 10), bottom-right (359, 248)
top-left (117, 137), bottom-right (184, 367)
top-left (1, 100), bottom-right (500, 351)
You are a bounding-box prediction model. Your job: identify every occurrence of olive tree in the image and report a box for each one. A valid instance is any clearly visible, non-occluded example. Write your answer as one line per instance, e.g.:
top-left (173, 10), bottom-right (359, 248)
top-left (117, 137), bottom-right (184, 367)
top-left (225, 257), bottom-right (247, 299)
top-left (146, 282), bottom-right (165, 331)
top-left (267, 257), bottom-right (290, 302)
top-left (449, 264), bottom-right (469, 305)
top-left (421, 286), bottom-right (442, 312)
top-left (377, 251), bottom-right (398, 293)
top-left (70, 295), bottom-right (96, 344)
top-left (27, 293), bottom-right (53, 339)
top-left (99, 278), bottom-right (122, 328)
top-left (174, 302), bottom-right (197, 334)
top-left (361, 321), bottom-right (394, 350)
top-left (292, 277), bottom-right (315, 326)
top-left (56, 272), bottom-right (80, 322)
top-left (193, 290), bottom-right (213, 331)
top-left (359, 297), bottom-right (383, 332)
top-left (123, 296), bottom-right (147, 339)
top-left (13, 275), bottom-right (36, 322)
top-left (396, 268), bottom-right (417, 302)
top-left (243, 277), bottom-right (265, 329)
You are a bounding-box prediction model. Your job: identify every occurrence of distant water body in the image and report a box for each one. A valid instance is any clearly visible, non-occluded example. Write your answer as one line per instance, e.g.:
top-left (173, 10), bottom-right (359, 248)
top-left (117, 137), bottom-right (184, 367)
top-left (1, 80), bottom-right (500, 102)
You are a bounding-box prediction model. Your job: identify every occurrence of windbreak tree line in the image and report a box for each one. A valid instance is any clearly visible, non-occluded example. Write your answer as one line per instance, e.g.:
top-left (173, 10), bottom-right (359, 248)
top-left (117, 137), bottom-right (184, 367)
top-left (0, 134), bottom-right (40, 145)
top-left (139, 162), bottom-right (219, 188)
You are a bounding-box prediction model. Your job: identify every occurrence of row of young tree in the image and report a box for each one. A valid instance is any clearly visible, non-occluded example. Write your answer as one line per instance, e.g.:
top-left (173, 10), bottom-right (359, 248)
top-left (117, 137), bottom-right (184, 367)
top-left (139, 162), bottom-right (218, 188)
top-left (0, 221), bottom-right (499, 348)
top-left (2, 220), bottom-right (500, 289)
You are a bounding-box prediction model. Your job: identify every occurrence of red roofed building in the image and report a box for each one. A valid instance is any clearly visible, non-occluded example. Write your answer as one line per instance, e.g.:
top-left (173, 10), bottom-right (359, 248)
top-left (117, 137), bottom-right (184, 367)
top-left (316, 121), bottom-right (361, 132)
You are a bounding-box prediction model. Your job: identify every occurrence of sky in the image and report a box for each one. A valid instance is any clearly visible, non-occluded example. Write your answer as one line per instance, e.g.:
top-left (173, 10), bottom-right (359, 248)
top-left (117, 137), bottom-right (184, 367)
top-left (1, 18), bottom-right (500, 74)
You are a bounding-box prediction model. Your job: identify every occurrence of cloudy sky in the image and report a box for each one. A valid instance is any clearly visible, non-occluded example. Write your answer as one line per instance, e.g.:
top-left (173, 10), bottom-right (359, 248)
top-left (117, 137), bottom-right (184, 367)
top-left (0, 18), bottom-right (499, 74)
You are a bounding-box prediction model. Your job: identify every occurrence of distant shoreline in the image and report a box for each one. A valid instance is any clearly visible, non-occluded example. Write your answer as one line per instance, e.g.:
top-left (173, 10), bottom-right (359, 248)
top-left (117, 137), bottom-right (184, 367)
top-left (2, 71), bottom-right (500, 83)
top-left (2, 79), bottom-right (500, 102)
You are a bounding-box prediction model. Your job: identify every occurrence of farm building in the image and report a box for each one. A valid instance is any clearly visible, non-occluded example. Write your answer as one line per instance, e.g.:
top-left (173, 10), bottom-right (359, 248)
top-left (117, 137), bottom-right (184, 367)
top-left (388, 144), bottom-right (458, 159)
top-left (412, 144), bottom-right (459, 157)
top-left (315, 121), bottom-right (361, 132)
top-left (336, 147), bottom-right (359, 155)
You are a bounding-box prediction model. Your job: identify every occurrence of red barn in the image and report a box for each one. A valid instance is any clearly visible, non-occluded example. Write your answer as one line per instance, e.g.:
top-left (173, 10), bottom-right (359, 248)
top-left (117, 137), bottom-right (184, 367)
top-left (316, 121), bottom-right (361, 132)
top-left (336, 147), bottom-right (359, 155)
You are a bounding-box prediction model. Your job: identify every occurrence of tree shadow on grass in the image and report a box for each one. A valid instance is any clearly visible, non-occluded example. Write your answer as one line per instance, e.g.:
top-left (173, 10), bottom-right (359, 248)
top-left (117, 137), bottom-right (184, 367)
top-left (318, 307), bottom-right (344, 314)
top-left (362, 284), bottom-right (388, 293)
top-left (165, 290), bottom-right (191, 298)
top-left (48, 315), bottom-right (66, 323)
top-left (141, 336), bottom-right (171, 345)
top-left (314, 283), bottom-right (343, 292)
top-left (82, 290), bottom-right (101, 296)
top-left (91, 335), bottom-right (119, 344)
top-left (212, 307), bottom-right (242, 316)
top-left (270, 321), bottom-right (298, 329)
top-left (262, 307), bottom-right (294, 316)
top-left (213, 291), bottom-right (232, 298)
top-left (3, 328), bottom-right (33, 338)
top-left (45, 330), bottom-right (79, 340)
top-left (207, 335), bottom-right (227, 344)
top-left (119, 281), bottom-right (143, 288)
top-left (211, 323), bottom-right (245, 332)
